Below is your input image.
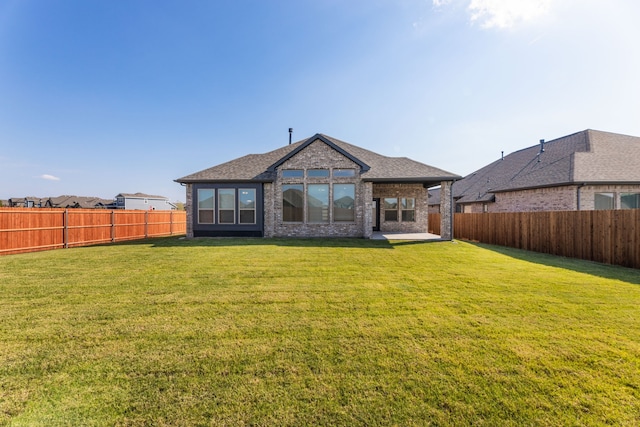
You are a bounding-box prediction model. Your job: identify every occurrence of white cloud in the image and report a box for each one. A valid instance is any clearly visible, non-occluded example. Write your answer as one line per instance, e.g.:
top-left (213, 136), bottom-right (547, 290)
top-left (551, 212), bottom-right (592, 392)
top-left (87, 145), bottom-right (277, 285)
top-left (468, 0), bottom-right (552, 28)
top-left (40, 174), bottom-right (60, 181)
top-left (433, 0), bottom-right (554, 29)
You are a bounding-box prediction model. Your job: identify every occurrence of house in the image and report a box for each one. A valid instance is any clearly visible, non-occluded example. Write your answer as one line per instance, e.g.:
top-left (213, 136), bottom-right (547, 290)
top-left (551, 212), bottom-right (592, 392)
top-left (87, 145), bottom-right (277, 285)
top-left (428, 129), bottom-right (640, 213)
top-left (176, 133), bottom-right (460, 239)
top-left (45, 195), bottom-right (114, 209)
top-left (113, 193), bottom-right (176, 210)
top-left (8, 197), bottom-right (46, 208)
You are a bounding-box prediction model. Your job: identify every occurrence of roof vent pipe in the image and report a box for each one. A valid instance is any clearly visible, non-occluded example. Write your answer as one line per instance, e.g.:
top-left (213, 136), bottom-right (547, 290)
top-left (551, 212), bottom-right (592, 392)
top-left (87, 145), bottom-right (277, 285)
top-left (539, 139), bottom-right (545, 153)
top-left (289, 128), bottom-right (293, 145)
top-left (501, 151), bottom-right (504, 160)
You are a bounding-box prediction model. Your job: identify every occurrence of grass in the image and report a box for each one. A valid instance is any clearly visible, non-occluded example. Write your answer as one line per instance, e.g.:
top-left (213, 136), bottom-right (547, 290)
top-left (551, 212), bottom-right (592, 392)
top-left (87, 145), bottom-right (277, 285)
top-left (1, 237), bottom-right (639, 426)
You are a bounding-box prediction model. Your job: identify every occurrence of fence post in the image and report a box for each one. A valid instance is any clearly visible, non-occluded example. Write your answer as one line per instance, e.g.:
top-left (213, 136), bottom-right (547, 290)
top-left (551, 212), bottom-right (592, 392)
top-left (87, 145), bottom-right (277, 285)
top-left (145, 211), bottom-right (149, 238)
top-left (64, 209), bottom-right (69, 249)
top-left (111, 210), bottom-right (115, 243)
top-left (170, 210), bottom-right (173, 235)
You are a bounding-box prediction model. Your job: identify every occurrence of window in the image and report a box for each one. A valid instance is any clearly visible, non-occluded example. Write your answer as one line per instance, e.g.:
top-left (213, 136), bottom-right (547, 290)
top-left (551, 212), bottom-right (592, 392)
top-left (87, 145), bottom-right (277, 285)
top-left (198, 189), bottom-right (215, 224)
top-left (595, 193), bottom-right (614, 210)
top-left (282, 169), bottom-right (303, 178)
top-left (401, 198), bottom-right (415, 222)
top-left (334, 169), bottom-right (356, 177)
top-left (333, 184), bottom-right (355, 222)
top-left (239, 189), bottom-right (256, 224)
top-left (384, 198), bottom-right (398, 221)
top-left (218, 189), bottom-right (235, 224)
top-left (307, 169), bottom-right (329, 178)
top-left (307, 184), bottom-right (329, 223)
top-left (621, 193), bottom-right (640, 209)
top-left (283, 184), bottom-right (304, 222)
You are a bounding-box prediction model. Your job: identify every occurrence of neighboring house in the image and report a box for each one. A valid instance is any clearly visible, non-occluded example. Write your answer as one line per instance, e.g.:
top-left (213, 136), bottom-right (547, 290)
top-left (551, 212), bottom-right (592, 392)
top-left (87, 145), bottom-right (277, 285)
top-left (176, 133), bottom-right (460, 239)
top-left (8, 197), bottom-right (46, 208)
top-left (113, 193), bottom-right (176, 210)
top-left (45, 195), bottom-right (114, 209)
top-left (428, 129), bottom-right (640, 213)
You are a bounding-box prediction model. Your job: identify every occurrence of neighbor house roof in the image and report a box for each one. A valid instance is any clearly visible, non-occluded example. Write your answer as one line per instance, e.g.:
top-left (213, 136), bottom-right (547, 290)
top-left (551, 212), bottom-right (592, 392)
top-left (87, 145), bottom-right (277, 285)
top-left (47, 195), bottom-right (114, 208)
top-left (450, 129), bottom-right (640, 205)
top-left (116, 193), bottom-right (168, 200)
top-left (176, 133), bottom-right (460, 185)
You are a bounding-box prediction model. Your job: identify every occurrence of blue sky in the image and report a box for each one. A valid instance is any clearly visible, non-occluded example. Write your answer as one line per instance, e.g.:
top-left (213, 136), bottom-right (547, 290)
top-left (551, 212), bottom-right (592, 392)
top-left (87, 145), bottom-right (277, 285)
top-left (1, 0), bottom-right (639, 203)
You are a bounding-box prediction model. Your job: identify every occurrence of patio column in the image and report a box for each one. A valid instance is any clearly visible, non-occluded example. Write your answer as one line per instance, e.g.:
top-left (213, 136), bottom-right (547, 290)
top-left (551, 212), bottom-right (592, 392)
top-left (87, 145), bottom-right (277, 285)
top-left (363, 181), bottom-right (373, 239)
top-left (185, 183), bottom-right (194, 238)
top-left (440, 180), bottom-right (453, 240)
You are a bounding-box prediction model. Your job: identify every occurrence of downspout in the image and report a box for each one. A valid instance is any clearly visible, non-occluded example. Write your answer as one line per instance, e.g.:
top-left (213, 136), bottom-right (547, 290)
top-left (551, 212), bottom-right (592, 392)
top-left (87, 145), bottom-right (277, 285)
top-left (576, 183), bottom-right (585, 210)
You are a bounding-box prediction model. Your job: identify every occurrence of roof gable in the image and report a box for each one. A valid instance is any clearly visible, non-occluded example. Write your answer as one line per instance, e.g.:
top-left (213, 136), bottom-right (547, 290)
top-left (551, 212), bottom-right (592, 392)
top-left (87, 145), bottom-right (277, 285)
top-left (267, 134), bottom-right (370, 173)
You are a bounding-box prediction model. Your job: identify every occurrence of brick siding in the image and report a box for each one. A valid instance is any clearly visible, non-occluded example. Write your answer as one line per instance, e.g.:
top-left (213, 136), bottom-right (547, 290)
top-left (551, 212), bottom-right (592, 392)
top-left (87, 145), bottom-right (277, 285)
top-left (456, 184), bottom-right (640, 213)
top-left (372, 183), bottom-right (428, 233)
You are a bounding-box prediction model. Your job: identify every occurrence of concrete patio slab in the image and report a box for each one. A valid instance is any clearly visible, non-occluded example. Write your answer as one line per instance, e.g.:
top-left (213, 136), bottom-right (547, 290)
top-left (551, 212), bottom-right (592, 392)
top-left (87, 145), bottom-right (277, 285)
top-left (371, 232), bottom-right (443, 241)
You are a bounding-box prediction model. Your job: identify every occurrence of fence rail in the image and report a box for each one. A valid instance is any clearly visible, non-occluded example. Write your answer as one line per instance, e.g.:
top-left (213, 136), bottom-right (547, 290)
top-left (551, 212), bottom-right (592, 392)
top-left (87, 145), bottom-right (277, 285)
top-left (0, 208), bottom-right (186, 255)
top-left (429, 210), bottom-right (640, 269)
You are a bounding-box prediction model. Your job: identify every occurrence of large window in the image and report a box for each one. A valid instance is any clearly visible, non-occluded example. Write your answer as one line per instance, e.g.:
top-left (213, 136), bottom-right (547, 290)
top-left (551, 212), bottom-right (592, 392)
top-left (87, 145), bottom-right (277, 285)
top-left (621, 193), bottom-right (640, 209)
top-left (218, 189), bottom-right (235, 224)
top-left (401, 198), bottom-right (415, 221)
top-left (308, 169), bottom-right (329, 178)
top-left (282, 169), bottom-right (303, 178)
top-left (333, 169), bottom-right (356, 177)
top-left (198, 189), bottom-right (215, 224)
top-left (384, 198), bottom-right (398, 221)
top-left (283, 184), bottom-right (304, 222)
top-left (307, 184), bottom-right (329, 223)
top-left (595, 193), bottom-right (614, 210)
top-left (239, 189), bottom-right (256, 224)
top-left (333, 184), bottom-right (355, 222)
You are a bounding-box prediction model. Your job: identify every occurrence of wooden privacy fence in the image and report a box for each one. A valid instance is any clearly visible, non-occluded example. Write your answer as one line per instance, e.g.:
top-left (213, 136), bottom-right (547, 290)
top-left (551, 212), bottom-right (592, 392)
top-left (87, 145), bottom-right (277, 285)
top-left (429, 210), bottom-right (640, 269)
top-left (0, 208), bottom-right (187, 256)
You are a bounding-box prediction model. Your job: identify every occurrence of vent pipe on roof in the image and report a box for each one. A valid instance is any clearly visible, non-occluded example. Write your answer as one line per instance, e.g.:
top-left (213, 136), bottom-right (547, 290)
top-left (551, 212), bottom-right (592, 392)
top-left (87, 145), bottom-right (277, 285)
top-left (289, 128), bottom-right (293, 145)
top-left (501, 151), bottom-right (504, 160)
top-left (537, 139), bottom-right (545, 162)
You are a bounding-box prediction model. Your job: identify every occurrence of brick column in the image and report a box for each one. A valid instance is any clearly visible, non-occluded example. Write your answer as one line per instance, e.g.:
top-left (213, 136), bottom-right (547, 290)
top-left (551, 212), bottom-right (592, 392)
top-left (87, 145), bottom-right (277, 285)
top-left (440, 180), bottom-right (453, 240)
top-left (363, 181), bottom-right (373, 239)
top-left (185, 183), bottom-right (194, 238)
top-left (263, 182), bottom-right (274, 237)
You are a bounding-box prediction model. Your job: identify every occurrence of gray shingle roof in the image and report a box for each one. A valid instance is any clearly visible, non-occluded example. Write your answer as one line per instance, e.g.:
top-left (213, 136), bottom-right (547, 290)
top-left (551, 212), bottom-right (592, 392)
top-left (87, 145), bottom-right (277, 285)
top-left (176, 133), bottom-right (460, 184)
top-left (452, 129), bottom-right (640, 204)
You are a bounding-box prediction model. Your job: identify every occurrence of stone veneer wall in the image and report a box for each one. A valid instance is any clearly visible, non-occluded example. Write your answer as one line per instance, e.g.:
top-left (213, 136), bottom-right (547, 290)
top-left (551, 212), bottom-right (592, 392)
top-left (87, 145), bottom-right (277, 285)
top-left (264, 140), bottom-right (368, 238)
top-left (372, 183), bottom-right (428, 233)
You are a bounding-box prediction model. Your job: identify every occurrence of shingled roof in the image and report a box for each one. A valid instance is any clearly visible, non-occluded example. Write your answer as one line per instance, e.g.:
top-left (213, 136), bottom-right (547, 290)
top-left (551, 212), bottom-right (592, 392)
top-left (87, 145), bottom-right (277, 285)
top-left (452, 129), bottom-right (640, 204)
top-left (176, 133), bottom-right (460, 185)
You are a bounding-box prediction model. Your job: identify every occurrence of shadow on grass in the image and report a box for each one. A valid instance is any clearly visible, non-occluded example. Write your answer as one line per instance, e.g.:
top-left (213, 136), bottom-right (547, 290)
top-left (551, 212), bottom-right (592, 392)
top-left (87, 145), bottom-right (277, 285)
top-left (467, 241), bottom-right (640, 285)
top-left (141, 235), bottom-right (451, 251)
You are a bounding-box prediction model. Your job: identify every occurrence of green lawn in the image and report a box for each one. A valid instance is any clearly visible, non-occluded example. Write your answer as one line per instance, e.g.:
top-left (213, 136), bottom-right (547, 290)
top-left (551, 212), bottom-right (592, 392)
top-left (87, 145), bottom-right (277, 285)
top-left (1, 237), bottom-right (639, 426)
